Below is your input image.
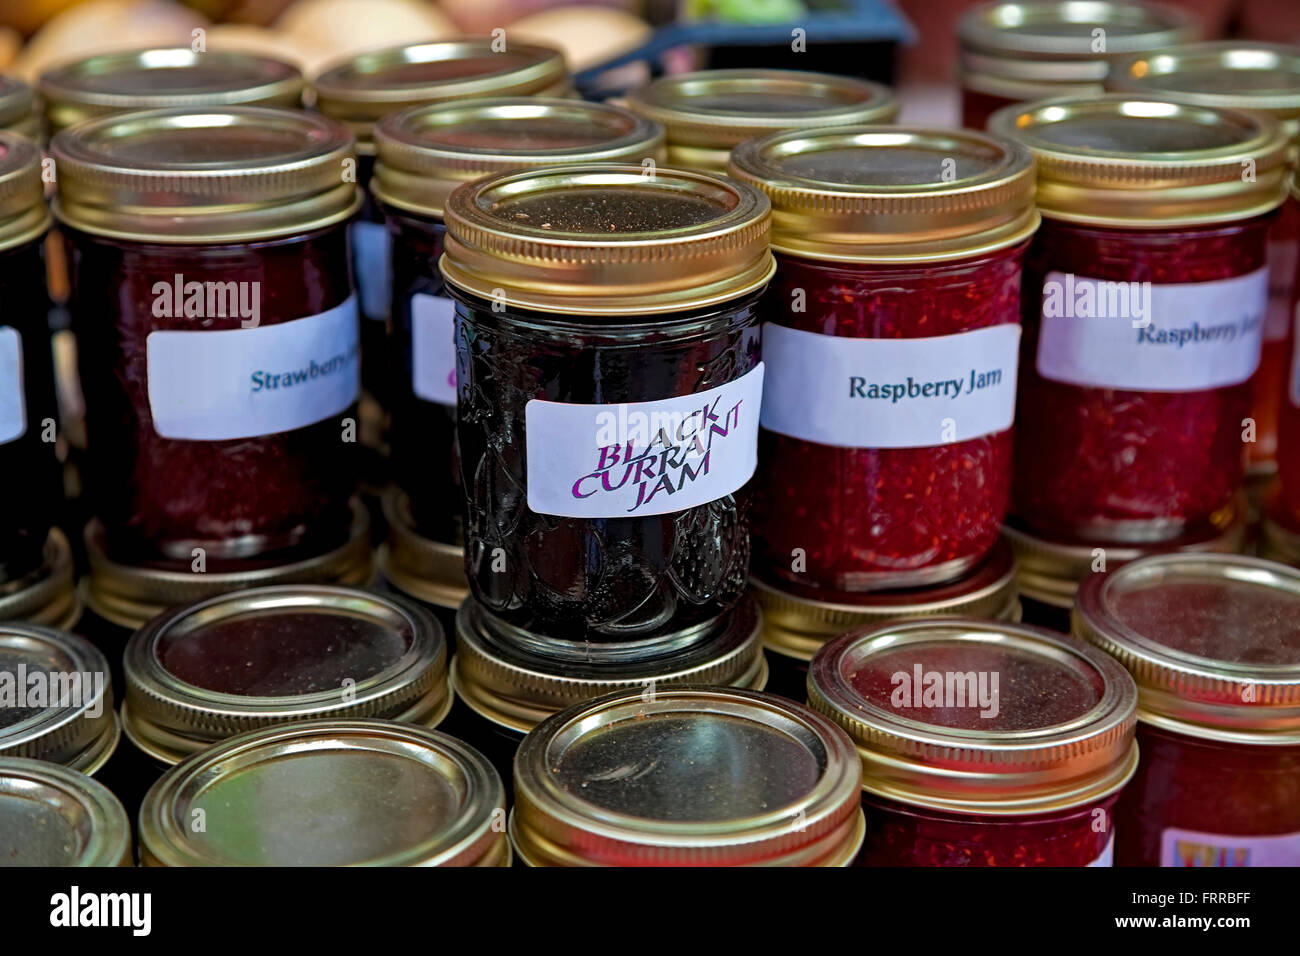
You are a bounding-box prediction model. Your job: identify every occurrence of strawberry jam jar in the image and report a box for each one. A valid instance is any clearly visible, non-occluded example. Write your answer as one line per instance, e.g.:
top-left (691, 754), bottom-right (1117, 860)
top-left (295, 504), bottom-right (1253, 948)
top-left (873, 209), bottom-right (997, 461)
top-left (957, 1), bottom-right (1199, 130)
top-left (440, 165), bottom-right (773, 645)
top-left (54, 107), bottom-right (362, 562)
top-left (990, 96), bottom-right (1291, 545)
top-left (728, 126), bottom-right (1037, 595)
top-left (809, 619), bottom-right (1138, 866)
top-left (1075, 553), bottom-right (1300, 866)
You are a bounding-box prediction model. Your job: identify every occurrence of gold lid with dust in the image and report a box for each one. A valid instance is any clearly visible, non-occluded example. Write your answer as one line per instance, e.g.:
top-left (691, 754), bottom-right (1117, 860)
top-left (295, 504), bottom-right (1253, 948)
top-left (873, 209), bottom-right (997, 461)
top-left (51, 106), bottom-right (359, 243)
top-left (729, 125), bottom-right (1038, 262)
top-left (39, 47), bottom-right (303, 137)
top-left (313, 39), bottom-right (570, 152)
top-left (374, 97), bottom-right (664, 221)
top-left (623, 69), bottom-right (897, 173)
top-left (0, 528), bottom-right (79, 630)
top-left (0, 133), bottom-right (50, 253)
top-left (0, 758), bottom-right (131, 866)
top-left (809, 619), bottom-right (1139, 815)
top-left (0, 75), bottom-right (39, 139)
top-left (440, 163), bottom-right (774, 315)
top-left (988, 94), bottom-right (1291, 227)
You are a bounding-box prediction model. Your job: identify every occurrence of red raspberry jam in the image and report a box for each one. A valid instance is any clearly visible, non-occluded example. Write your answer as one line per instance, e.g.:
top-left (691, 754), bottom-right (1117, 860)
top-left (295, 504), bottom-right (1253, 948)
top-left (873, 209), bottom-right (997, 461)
top-left (729, 126), bottom-right (1037, 594)
top-left (990, 96), bottom-right (1291, 543)
top-left (53, 107), bottom-right (362, 561)
top-left (809, 619), bottom-right (1138, 866)
top-left (1075, 553), bottom-right (1300, 866)
top-left (440, 165), bottom-right (773, 645)
top-left (624, 68), bottom-right (896, 173)
top-left (957, 1), bottom-right (1199, 129)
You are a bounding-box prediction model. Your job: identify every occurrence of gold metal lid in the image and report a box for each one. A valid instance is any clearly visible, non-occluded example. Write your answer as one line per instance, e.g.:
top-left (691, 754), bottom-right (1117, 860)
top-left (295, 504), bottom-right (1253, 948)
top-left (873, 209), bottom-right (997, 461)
top-left (452, 597), bottom-right (768, 734)
top-left (0, 133), bottom-right (50, 253)
top-left (39, 47), bottom-right (304, 138)
top-left (373, 97), bottom-right (664, 221)
top-left (0, 75), bottom-right (39, 139)
top-left (511, 687), bottom-right (864, 867)
top-left (440, 164), bottom-right (774, 315)
top-left (1074, 553), bottom-right (1300, 744)
top-left (122, 585), bottom-right (451, 765)
top-left (0, 758), bottom-right (131, 866)
top-left (378, 488), bottom-right (467, 611)
top-left (313, 39), bottom-right (570, 152)
top-left (0, 625), bottom-right (119, 775)
top-left (0, 528), bottom-right (80, 630)
top-left (140, 719), bottom-right (508, 866)
top-left (753, 540), bottom-right (1022, 662)
top-left (729, 125), bottom-right (1039, 262)
top-left (623, 69), bottom-right (898, 173)
top-left (51, 106), bottom-right (359, 243)
top-left (809, 619), bottom-right (1139, 815)
top-left (988, 94), bottom-right (1291, 227)
top-left (83, 498), bottom-right (374, 632)
top-left (1003, 502), bottom-right (1246, 609)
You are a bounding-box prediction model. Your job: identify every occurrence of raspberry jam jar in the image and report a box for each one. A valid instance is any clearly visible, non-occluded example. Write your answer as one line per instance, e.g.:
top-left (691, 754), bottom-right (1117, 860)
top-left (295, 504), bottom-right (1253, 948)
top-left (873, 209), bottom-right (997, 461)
top-left (0, 758), bottom-right (130, 867)
top-left (1109, 42), bottom-right (1300, 481)
top-left (729, 126), bottom-right (1037, 596)
top-left (990, 97), bottom-right (1291, 545)
top-left (54, 107), bottom-right (362, 562)
top-left (1075, 553), bottom-right (1300, 866)
top-left (957, 1), bottom-right (1199, 130)
top-left (372, 97), bottom-right (664, 601)
top-left (624, 68), bottom-right (896, 173)
top-left (510, 687), bottom-right (864, 866)
top-left (809, 619), bottom-right (1138, 866)
top-left (139, 719), bottom-right (508, 866)
top-left (441, 165), bottom-right (773, 645)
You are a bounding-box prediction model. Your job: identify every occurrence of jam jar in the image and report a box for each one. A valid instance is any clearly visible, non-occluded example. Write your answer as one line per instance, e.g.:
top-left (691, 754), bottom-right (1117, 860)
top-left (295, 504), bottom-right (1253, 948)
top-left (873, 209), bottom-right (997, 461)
top-left (1274, 173), bottom-right (1300, 558)
top-left (441, 165), bottom-right (773, 645)
top-left (0, 758), bottom-right (131, 867)
top-left (510, 687), bottom-right (864, 866)
top-left (989, 96), bottom-right (1291, 546)
top-left (957, 1), bottom-right (1199, 130)
top-left (0, 75), bottom-right (40, 139)
top-left (139, 719), bottom-right (508, 866)
top-left (1109, 42), bottom-right (1300, 483)
top-left (372, 96), bottom-right (664, 611)
top-left (54, 106), bottom-right (362, 562)
top-left (624, 68), bottom-right (896, 174)
top-left (1075, 553), bottom-right (1300, 866)
top-left (809, 619), bottom-right (1138, 866)
top-left (0, 133), bottom-right (61, 586)
top-left (729, 126), bottom-right (1037, 597)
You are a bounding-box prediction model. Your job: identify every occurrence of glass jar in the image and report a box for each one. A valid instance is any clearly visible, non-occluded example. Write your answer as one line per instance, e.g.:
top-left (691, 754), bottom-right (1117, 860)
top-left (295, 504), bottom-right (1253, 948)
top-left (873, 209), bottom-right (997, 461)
top-left (372, 96), bottom-right (664, 592)
top-left (441, 165), bottom-right (773, 644)
top-left (0, 133), bottom-right (60, 586)
top-left (0, 758), bottom-right (130, 866)
top-left (54, 107), bottom-right (362, 562)
top-left (957, 1), bottom-right (1199, 130)
top-left (138, 719), bottom-right (508, 866)
top-left (1275, 173), bottom-right (1300, 555)
top-left (990, 96), bottom-right (1291, 544)
top-left (624, 68), bottom-right (896, 173)
top-left (729, 126), bottom-right (1037, 596)
top-left (510, 687), bottom-right (864, 866)
top-left (809, 619), bottom-right (1138, 866)
top-left (0, 527), bottom-right (78, 629)
top-left (1074, 553), bottom-right (1300, 866)
top-left (0, 75), bottom-right (39, 138)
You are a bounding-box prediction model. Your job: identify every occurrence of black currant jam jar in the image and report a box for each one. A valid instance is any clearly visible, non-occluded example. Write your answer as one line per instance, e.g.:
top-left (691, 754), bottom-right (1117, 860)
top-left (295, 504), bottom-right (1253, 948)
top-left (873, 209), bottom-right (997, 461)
top-left (440, 165), bottom-right (774, 644)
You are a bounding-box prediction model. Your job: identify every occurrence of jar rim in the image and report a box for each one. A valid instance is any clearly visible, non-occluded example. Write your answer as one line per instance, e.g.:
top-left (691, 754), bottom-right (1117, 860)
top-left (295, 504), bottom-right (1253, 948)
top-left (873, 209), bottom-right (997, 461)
top-left (0, 527), bottom-right (79, 629)
top-left (0, 757), bottom-right (131, 866)
top-left (0, 74), bottom-right (37, 138)
top-left (0, 132), bottom-right (50, 253)
top-left (959, 1), bottom-right (1199, 60)
top-left (378, 489), bottom-right (468, 611)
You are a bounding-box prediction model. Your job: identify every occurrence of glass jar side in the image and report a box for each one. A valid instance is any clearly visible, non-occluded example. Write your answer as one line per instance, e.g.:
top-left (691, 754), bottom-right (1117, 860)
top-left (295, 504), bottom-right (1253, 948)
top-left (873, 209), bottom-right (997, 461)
top-left (1251, 195), bottom-right (1300, 474)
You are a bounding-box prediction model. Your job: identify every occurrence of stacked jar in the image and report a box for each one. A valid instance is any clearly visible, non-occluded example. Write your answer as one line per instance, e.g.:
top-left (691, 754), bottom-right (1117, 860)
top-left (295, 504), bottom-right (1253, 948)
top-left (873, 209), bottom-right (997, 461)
top-left (957, 0), bottom-right (1199, 129)
top-left (990, 96), bottom-right (1291, 627)
top-left (727, 126), bottom-right (1037, 684)
top-left (0, 74), bottom-right (40, 138)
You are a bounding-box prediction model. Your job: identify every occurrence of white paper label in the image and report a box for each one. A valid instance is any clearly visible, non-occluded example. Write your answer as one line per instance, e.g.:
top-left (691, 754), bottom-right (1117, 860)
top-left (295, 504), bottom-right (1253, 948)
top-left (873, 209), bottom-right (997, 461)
top-left (1161, 826), bottom-right (1300, 867)
top-left (1266, 238), bottom-right (1298, 341)
top-left (351, 220), bottom-right (391, 321)
top-left (1036, 269), bottom-right (1268, 391)
top-left (0, 326), bottom-right (24, 444)
top-left (1086, 835), bottom-right (1115, 867)
top-left (411, 292), bottom-right (457, 406)
top-left (525, 364), bottom-right (764, 518)
top-left (760, 323), bottom-right (1020, 449)
top-left (146, 296), bottom-right (360, 441)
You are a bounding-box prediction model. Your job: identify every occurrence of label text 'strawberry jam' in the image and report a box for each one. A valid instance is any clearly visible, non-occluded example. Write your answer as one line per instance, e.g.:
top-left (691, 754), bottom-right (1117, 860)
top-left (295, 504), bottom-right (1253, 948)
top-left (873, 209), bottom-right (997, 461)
top-left (1074, 553), bottom-right (1300, 866)
top-left (990, 96), bottom-right (1291, 544)
top-left (729, 126), bottom-right (1037, 594)
top-left (54, 107), bottom-right (362, 562)
top-left (440, 165), bottom-right (773, 645)
top-left (808, 619), bottom-right (1138, 866)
